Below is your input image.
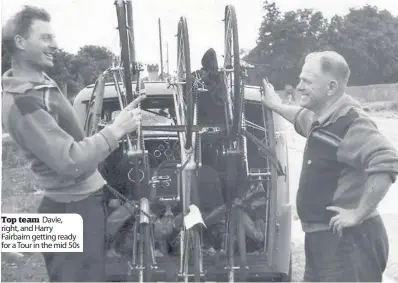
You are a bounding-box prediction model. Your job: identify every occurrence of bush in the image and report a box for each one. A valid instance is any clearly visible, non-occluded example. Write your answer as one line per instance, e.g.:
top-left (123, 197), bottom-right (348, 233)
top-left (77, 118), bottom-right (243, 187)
top-left (2, 136), bottom-right (29, 169)
top-left (364, 101), bottom-right (398, 112)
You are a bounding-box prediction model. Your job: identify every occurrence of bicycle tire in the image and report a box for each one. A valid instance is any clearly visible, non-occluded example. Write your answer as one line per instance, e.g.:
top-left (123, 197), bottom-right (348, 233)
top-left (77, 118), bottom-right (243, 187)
top-left (224, 5), bottom-right (242, 139)
top-left (115, 0), bottom-right (134, 104)
top-left (177, 17), bottom-right (194, 150)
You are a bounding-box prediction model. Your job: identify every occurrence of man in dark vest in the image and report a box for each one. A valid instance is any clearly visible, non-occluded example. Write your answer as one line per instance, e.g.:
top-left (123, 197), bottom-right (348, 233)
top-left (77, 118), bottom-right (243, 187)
top-left (262, 51), bottom-right (398, 282)
top-left (2, 5), bottom-right (145, 281)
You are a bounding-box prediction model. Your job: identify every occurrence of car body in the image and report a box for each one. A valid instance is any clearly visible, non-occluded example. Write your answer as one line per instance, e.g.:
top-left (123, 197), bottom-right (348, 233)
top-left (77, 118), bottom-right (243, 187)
top-left (73, 79), bottom-right (292, 282)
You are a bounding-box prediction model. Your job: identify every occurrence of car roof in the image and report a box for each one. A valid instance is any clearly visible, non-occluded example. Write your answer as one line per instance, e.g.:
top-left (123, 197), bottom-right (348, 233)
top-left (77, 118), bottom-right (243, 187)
top-left (74, 80), bottom-right (263, 105)
top-left (75, 80), bottom-right (173, 102)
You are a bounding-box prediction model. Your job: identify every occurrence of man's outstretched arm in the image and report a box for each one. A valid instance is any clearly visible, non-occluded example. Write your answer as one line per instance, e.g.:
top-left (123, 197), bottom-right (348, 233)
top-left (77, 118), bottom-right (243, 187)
top-left (10, 94), bottom-right (144, 179)
top-left (261, 81), bottom-right (315, 137)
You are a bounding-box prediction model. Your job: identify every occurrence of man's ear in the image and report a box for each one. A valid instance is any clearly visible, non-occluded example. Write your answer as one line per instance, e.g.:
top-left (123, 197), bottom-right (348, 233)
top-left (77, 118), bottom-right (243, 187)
top-left (327, 80), bottom-right (338, 96)
top-left (14, 35), bottom-right (25, 51)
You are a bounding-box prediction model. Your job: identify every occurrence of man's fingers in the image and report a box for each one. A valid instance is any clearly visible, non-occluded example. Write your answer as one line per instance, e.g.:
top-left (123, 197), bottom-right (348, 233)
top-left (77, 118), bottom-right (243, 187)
top-left (333, 221), bottom-right (340, 234)
top-left (133, 115), bottom-right (142, 122)
top-left (124, 95), bottom-right (146, 110)
top-left (130, 108), bottom-right (142, 115)
top-left (337, 225), bottom-right (343, 238)
top-left (326, 206), bottom-right (342, 213)
top-left (129, 95), bottom-right (147, 109)
top-left (334, 221), bottom-right (344, 237)
top-left (329, 215), bottom-right (339, 229)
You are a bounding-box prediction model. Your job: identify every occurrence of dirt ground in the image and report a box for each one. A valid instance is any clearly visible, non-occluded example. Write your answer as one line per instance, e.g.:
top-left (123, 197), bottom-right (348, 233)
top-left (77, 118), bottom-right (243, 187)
top-left (1, 111), bottom-right (398, 282)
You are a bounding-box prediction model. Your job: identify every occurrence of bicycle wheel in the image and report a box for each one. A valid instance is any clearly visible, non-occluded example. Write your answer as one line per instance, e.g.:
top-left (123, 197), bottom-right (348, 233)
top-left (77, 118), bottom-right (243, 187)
top-left (176, 17), bottom-right (194, 150)
top-left (115, 0), bottom-right (134, 104)
top-left (224, 5), bottom-right (242, 139)
top-left (84, 74), bottom-right (106, 136)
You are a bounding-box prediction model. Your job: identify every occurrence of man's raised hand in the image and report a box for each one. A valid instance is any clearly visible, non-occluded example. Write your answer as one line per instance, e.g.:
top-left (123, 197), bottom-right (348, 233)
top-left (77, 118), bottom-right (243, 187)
top-left (109, 95), bottom-right (146, 139)
top-left (261, 79), bottom-right (282, 109)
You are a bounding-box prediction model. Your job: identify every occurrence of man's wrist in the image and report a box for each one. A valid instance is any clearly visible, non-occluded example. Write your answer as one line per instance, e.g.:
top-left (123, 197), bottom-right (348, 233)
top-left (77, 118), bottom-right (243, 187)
top-left (353, 207), bottom-right (369, 225)
top-left (107, 124), bottom-right (125, 140)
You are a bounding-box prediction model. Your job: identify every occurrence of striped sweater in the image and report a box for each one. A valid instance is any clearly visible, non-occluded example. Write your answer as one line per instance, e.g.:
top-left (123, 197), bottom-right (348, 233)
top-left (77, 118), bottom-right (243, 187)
top-left (294, 93), bottom-right (398, 232)
top-left (2, 69), bottom-right (120, 203)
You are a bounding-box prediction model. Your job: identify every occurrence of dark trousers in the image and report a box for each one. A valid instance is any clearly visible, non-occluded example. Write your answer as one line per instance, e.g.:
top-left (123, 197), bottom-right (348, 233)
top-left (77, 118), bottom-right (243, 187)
top-left (304, 215), bottom-right (389, 282)
top-left (38, 189), bottom-right (107, 282)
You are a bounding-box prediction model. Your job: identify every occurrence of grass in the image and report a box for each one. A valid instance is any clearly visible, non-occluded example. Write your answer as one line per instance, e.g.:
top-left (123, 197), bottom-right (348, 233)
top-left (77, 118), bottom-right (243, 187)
top-left (363, 101), bottom-right (398, 113)
top-left (2, 137), bottom-right (29, 169)
top-left (1, 139), bottom-right (47, 282)
top-left (347, 83), bottom-right (398, 103)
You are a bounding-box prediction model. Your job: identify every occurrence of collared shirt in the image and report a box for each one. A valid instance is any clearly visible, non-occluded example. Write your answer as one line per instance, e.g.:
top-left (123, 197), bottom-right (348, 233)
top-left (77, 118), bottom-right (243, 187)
top-left (294, 93), bottom-right (362, 134)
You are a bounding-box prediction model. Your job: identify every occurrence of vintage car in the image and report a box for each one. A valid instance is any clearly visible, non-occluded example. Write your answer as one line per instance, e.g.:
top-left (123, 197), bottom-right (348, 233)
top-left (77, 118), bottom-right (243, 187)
top-left (73, 78), bottom-right (292, 282)
top-left (72, 1), bottom-right (292, 282)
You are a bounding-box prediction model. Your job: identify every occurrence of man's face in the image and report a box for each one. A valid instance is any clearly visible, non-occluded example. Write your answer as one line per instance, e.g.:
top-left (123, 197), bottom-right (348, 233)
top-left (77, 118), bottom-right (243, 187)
top-left (296, 57), bottom-right (331, 112)
top-left (18, 19), bottom-right (58, 70)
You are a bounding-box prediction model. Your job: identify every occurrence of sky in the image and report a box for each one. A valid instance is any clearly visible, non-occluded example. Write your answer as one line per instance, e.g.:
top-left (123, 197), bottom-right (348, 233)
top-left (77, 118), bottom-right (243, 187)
top-left (2, 0), bottom-right (398, 73)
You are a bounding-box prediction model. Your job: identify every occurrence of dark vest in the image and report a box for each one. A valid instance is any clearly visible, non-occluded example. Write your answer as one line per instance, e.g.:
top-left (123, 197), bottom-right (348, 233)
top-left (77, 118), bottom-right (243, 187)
top-left (296, 108), bottom-right (360, 224)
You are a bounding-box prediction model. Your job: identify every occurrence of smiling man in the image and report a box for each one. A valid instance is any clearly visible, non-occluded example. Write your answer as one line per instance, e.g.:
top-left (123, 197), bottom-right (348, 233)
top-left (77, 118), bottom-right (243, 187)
top-left (2, 5), bottom-right (145, 282)
top-left (261, 51), bottom-right (398, 282)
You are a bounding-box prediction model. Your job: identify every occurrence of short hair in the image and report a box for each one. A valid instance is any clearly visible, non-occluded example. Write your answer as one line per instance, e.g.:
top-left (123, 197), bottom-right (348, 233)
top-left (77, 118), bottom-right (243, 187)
top-left (305, 51), bottom-right (351, 86)
top-left (2, 5), bottom-right (51, 55)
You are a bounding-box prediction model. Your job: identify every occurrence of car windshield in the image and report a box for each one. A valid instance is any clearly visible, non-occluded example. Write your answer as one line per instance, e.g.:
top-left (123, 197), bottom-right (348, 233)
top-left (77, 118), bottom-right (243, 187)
top-left (111, 108), bottom-right (175, 125)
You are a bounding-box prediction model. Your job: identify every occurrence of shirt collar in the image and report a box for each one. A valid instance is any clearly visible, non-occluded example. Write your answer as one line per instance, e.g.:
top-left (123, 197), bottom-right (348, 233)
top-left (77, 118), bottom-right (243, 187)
top-left (2, 69), bottom-right (58, 94)
top-left (316, 93), bottom-right (362, 126)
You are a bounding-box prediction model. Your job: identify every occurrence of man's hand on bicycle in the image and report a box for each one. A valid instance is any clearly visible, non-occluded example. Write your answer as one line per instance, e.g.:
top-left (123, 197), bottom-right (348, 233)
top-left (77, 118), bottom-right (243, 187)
top-left (108, 95), bottom-right (147, 139)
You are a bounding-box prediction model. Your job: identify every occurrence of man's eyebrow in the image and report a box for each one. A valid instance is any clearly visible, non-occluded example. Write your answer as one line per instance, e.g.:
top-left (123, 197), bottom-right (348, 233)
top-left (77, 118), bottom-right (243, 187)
top-left (300, 77), bottom-right (311, 83)
top-left (41, 33), bottom-right (55, 38)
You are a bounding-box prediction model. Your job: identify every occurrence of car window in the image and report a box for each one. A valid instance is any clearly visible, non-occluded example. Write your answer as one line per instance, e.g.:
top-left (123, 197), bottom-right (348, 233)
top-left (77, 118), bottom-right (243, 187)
top-left (111, 108), bottom-right (175, 125)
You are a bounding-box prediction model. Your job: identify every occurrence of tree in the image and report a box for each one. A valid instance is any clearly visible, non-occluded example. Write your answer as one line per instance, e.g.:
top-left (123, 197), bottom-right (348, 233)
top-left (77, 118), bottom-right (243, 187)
top-left (46, 49), bottom-right (83, 98)
top-left (245, 2), bottom-right (398, 87)
top-left (1, 43), bottom-right (115, 99)
top-left (73, 45), bottom-right (115, 87)
top-left (323, 5), bottom-right (398, 85)
top-left (244, 1), bottom-right (329, 88)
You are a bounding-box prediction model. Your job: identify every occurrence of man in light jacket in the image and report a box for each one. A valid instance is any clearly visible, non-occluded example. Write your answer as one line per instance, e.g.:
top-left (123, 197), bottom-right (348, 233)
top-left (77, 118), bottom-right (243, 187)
top-left (2, 5), bottom-right (145, 281)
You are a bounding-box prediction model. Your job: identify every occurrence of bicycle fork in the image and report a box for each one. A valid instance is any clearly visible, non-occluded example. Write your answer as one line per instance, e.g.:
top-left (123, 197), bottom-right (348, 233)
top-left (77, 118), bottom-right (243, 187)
top-left (178, 152), bottom-right (204, 282)
top-left (129, 198), bottom-right (157, 282)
